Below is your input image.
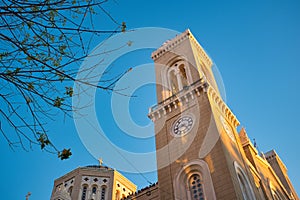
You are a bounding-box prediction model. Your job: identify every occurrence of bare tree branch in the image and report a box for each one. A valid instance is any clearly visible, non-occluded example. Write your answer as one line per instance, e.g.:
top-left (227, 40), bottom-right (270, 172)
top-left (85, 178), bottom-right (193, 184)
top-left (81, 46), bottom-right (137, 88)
top-left (0, 0), bottom-right (128, 159)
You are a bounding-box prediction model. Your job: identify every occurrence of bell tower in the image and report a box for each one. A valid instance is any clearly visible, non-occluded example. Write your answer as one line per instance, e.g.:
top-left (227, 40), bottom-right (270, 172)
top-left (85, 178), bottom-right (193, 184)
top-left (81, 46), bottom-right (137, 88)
top-left (148, 30), bottom-right (259, 200)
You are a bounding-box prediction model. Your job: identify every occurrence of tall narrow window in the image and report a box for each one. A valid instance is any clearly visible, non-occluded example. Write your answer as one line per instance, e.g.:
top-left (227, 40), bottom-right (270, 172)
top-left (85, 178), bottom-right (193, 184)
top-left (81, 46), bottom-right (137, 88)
top-left (169, 70), bottom-right (178, 94)
top-left (166, 59), bottom-right (192, 97)
top-left (101, 187), bottom-right (106, 200)
top-left (115, 190), bottom-right (120, 200)
top-left (189, 174), bottom-right (205, 200)
top-left (234, 162), bottom-right (255, 200)
top-left (237, 173), bottom-right (252, 200)
top-left (179, 64), bottom-right (188, 88)
top-left (81, 185), bottom-right (87, 200)
top-left (92, 186), bottom-right (97, 194)
top-left (68, 186), bottom-right (73, 196)
top-left (174, 160), bottom-right (216, 200)
top-left (272, 190), bottom-right (281, 200)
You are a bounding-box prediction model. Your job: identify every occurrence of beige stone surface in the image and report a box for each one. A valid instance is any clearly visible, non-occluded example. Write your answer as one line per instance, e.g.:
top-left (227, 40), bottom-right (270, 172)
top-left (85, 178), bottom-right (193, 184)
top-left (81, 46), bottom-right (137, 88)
top-left (51, 30), bottom-right (299, 200)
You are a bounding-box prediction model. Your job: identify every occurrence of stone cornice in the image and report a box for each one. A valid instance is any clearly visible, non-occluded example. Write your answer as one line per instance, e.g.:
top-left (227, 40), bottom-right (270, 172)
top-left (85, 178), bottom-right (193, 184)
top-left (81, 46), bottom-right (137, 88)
top-left (148, 80), bottom-right (240, 127)
top-left (265, 150), bottom-right (287, 172)
top-left (151, 29), bottom-right (190, 60)
top-left (189, 31), bottom-right (213, 67)
top-left (247, 159), bottom-right (261, 181)
top-left (114, 170), bottom-right (137, 190)
top-left (151, 29), bottom-right (212, 67)
top-left (148, 79), bottom-right (208, 121)
top-left (207, 86), bottom-right (240, 127)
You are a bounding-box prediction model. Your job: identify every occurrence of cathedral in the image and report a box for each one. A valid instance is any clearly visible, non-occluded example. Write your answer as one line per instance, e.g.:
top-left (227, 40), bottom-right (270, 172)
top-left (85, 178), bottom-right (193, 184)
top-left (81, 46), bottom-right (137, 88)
top-left (50, 30), bottom-right (299, 200)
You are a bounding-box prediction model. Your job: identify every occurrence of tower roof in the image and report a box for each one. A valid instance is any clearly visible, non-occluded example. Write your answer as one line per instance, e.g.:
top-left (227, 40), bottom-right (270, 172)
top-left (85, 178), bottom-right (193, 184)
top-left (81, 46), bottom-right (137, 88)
top-left (151, 29), bottom-right (212, 67)
top-left (264, 150), bottom-right (287, 172)
top-left (83, 164), bottom-right (114, 170)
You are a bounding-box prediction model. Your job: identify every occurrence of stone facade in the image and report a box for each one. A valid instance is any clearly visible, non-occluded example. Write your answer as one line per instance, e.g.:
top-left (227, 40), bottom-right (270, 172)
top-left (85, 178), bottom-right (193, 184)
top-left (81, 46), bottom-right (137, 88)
top-left (50, 165), bottom-right (136, 200)
top-left (148, 29), bottom-right (299, 200)
top-left (50, 30), bottom-right (298, 200)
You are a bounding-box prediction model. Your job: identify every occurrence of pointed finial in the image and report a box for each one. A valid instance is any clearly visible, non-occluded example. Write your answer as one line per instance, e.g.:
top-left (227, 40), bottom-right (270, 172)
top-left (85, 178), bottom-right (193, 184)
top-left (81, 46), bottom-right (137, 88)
top-left (253, 138), bottom-right (260, 152)
top-left (253, 138), bottom-right (257, 147)
top-left (98, 158), bottom-right (103, 166)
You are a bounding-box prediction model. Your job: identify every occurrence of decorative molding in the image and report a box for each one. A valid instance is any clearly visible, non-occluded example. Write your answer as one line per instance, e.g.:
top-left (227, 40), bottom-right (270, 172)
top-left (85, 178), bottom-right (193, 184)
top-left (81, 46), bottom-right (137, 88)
top-left (174, 159), bottom-right (217, 200)
top-left (151, 29), bottom-right (212, 68)
top-left (148, 79), bottom-right (208, 121)
top-left (81, 176), bottom-right (110, 187)
top-left (220, 115), bottom-right (236, 142)
top-left (207, 86), bottom-right (240, 127)
top-left (233, 161), bottom-right (256, 200)
top-left (151, 30), bottom-right (190, 60)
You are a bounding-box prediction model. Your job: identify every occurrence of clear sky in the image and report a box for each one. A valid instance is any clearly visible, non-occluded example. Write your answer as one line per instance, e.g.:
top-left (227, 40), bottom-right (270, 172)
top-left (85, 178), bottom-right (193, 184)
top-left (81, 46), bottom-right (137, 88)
top-left (1, 0), bottom-right (300, 199)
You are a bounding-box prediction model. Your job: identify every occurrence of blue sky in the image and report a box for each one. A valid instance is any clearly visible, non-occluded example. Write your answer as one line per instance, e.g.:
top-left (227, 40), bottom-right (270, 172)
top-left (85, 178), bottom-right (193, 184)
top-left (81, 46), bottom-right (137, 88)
top-left (1, 0), bottom-right (300, 199)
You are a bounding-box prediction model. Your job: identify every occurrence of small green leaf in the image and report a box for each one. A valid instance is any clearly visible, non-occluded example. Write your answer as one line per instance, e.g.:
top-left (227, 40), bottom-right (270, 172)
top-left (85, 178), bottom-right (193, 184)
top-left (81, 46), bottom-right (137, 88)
top-left (121, 22), bottom-right (126, 32)
top-left (50, 35), bottom-right (55, 42)
top-left (53, 60), bottom-right (60, 67)
top-left (56, 71), bottom-right (65, 82)
top-left (28, 82), bottom-right (34, 90)
top-left (65, 87), bottom-right (73, 97)
top-left (14, 68), bottom-right (20, 74)
top-left (37, 133), bottom-right (50, 149)
top-left (26, 21), bottom-right (33, 28)
top-left (32, 5), bottom-right (39, 12)
top-left (53, 97), bottom-right (64, 107)
top-left (0, 52), bottom-right (9, 59)
top-left (59, 45), bottom-right (67, 54)
top-left (58, 148), bottom-right (72, 160)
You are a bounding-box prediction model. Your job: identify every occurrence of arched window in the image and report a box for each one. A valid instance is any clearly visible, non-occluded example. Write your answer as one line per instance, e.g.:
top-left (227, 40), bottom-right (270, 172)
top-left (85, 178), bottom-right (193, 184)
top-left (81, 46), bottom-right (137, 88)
top-left (115, 190), bottom-right (120, 200)
top-left (179, 64), bottom-right (188, 88)
top-left (237, 173), bottom-right (252, 200)
top-left (189, 174), bottom-right (205, 200)
top-left (174, 160), bottom-right (216, 200)
top-left (234, 162), bottom-right (255, 200)
top-left (92, 186), bottom-right (97, 194)
top-left (81, 185), bottom-right (88, 200)
top-left (68, 186), bottom-right (73, 196)
top-left (166, 59), bottom-right (192, 96)
top-left (169, 69), bottom-right (179, 94)
top-left (101, 186), bottom-right (106, 200)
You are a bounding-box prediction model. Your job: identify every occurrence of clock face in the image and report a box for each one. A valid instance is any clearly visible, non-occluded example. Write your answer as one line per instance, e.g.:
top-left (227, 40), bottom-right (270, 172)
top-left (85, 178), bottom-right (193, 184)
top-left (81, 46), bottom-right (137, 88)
top-left (172, 115), bottom-right (194, 137)
top-left (220, 116), bottom-right (235, 142)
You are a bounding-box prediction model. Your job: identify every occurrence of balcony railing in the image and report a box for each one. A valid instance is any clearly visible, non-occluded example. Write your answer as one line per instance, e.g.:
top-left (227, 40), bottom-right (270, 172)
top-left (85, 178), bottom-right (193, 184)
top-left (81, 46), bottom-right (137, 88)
top-left (149, 78), bottom-right (207, 113)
